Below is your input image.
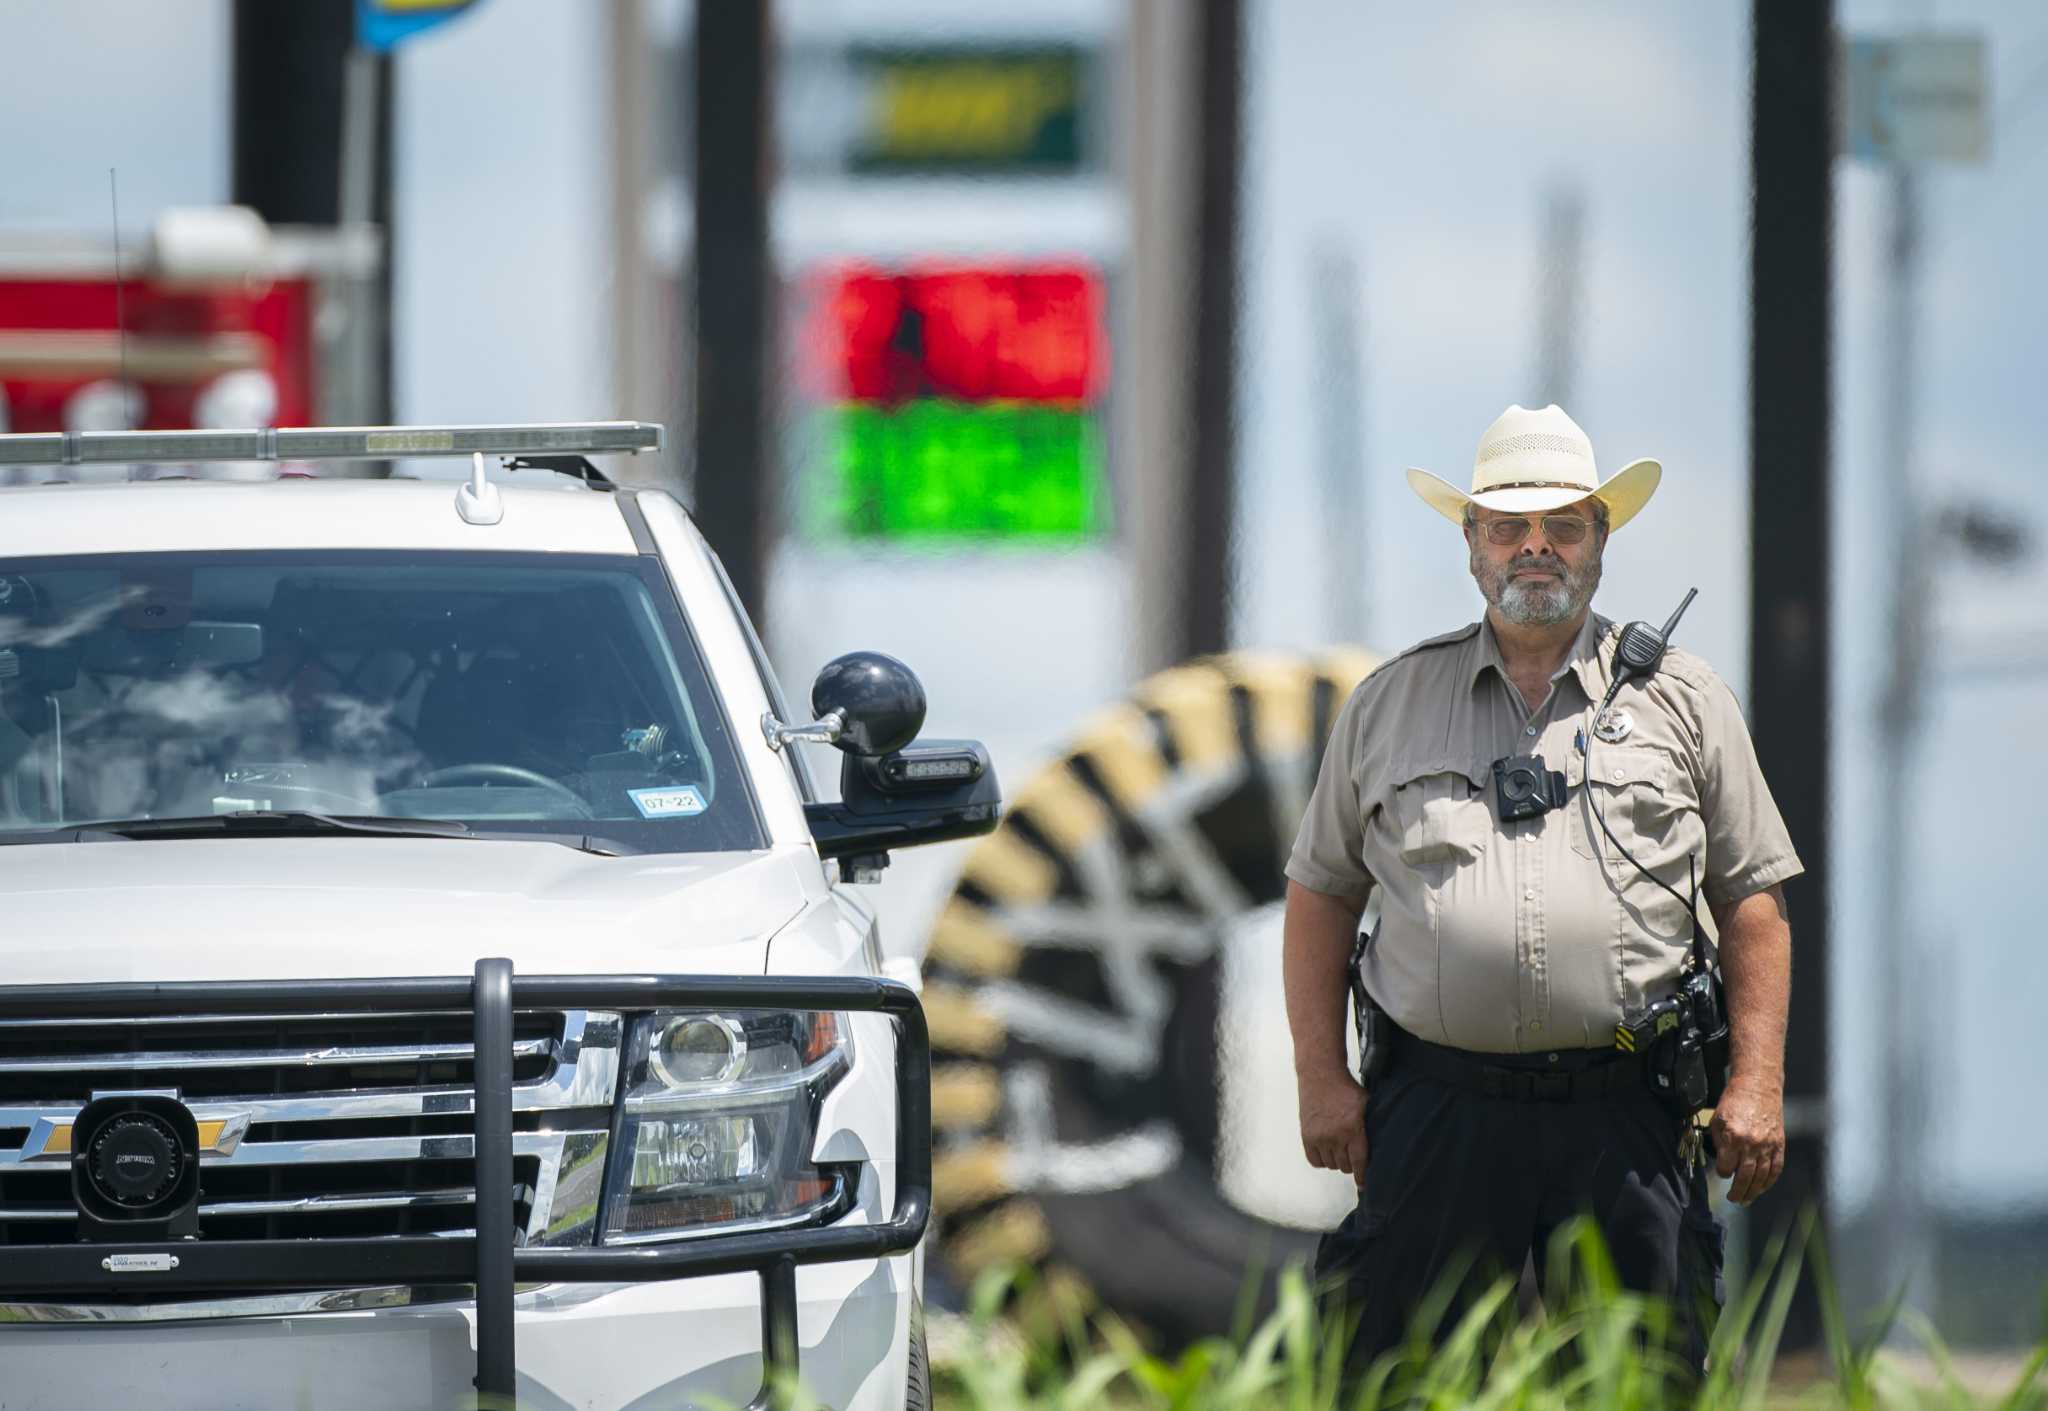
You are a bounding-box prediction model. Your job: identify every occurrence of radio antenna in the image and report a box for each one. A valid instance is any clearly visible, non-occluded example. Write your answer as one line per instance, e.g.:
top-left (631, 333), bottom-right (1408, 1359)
top-left (1658, 586), bottom-right (1699, 642)
top-left (108, 168), bottom-right (133, 428)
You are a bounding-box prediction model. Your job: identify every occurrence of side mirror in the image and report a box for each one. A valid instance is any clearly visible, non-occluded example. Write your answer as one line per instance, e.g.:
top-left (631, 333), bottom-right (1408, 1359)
top-left (805, 739), bottom-right (1001, 867)
top-left (764, 652), bottom-right (1001, 873)
top-left (763, 651), bottom-right (927, 758)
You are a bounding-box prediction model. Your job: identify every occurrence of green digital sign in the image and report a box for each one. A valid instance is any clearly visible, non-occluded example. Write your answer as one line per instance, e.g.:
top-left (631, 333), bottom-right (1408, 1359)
top-left (817, 401), bottom-right (1108, 543)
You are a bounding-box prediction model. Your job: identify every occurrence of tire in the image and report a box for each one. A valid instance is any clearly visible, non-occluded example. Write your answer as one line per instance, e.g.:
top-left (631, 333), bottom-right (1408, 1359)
top-left (905, 1295), bottom-right (931, 1411)
top-left (922, 648), bottom-right (1381, 1344)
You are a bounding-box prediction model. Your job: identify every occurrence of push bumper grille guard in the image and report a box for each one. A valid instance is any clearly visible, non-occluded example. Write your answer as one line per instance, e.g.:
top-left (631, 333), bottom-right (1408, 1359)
top-left (0, 960), bottom-right (932, 1409)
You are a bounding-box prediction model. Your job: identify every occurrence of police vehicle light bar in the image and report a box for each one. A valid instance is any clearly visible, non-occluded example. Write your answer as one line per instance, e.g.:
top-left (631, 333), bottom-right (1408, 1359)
top-left (0, 422), bottom-right (664, 467)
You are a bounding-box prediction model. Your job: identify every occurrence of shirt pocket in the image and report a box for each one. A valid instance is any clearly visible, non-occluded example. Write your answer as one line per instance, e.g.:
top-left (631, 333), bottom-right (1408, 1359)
top-left (1389, 754), bottom-right (1492, 876)
top-left (1568, 745), bottom-right (1683, 862)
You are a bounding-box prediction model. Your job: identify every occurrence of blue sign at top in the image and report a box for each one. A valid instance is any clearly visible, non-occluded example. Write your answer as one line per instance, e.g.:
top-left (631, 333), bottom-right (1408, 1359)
top-left (355, 0), bottom-right (481, 53)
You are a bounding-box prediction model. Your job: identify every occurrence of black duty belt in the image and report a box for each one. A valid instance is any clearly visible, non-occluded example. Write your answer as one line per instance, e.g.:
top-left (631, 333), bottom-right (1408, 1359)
top-left (1390, 1028), bottom-right (1645, 1103)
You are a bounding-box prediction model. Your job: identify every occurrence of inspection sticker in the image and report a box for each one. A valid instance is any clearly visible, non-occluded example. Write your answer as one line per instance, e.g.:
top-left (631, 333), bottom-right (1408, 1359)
top-left (629, 786), bottom-right (708, 819)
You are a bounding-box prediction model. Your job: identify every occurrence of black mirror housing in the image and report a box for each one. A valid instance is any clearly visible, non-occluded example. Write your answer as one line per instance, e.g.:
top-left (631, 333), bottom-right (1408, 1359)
top-left (805, 739), bottom-right (1001, 861)
top-left (811, 651), bottom-right (927, 757)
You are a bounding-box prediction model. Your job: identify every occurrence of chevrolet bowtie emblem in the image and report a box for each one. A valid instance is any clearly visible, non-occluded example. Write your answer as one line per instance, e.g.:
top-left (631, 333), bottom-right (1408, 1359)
top-left (26, 1109), bottom-right (251, 1161)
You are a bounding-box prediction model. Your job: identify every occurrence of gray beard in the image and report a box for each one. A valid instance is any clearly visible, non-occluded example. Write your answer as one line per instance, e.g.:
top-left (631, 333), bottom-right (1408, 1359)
top-left (1470, 539), bottom-right (1603, 626)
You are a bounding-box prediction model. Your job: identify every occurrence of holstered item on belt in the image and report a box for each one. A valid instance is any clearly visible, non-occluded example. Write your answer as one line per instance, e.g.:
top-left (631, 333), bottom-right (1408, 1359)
top-left (1389, 1027), bottom-right (1643, 1102)
top-left (1626, 966), bottom-right (1731, 1117)
top-left (1620, 860), bottom-right (1731, 1119)
top-left (1348, 928), bottom-right (1391, 1083)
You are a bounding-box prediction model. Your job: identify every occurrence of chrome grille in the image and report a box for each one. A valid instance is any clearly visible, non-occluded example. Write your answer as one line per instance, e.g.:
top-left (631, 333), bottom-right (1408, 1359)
top-left (0, 1009), bottom-right (619, 1264)
top-left (0, 1011), bottom-right (560, 1102)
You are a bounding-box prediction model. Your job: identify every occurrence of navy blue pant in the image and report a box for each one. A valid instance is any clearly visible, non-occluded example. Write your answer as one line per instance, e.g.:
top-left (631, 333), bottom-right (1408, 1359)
top-left (1314, 1048), bottom-right (1723, 1373)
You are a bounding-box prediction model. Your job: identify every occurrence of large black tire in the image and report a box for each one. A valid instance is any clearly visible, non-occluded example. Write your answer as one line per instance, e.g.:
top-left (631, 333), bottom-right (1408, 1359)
top-left (922, 649), bottom-right (1379, 1344)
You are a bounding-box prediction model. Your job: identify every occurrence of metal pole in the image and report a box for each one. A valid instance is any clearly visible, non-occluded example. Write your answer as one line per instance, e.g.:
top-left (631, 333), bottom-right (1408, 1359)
top-left (691, 0), bottom-right (775, 629)
top-left (339, 49), bottom-right (381, 230)
top-left (233, 0), bottom-right (349, 223)
top-left (472, 957), bottom-right (517, 1403)
top-left (1747, 0), bottom-right (1835, 1351)
top-left (1123, 0), bottom-right (1200, 675)
top-left (1310, 247), bottom-right (1367, 647)
top-left (609, 0), bottom-right (683, 486)
top-left (1875, 164), bottom-right (1933, 1319)
top-left (748, 1255), bottom-right (801, 1411)
top-left (232, 0), bottom-right (392, 423)
top-left (1181, 0), bottom-right (1244, 661)
top-left (1533, 182), bottom-right (1585, 411)
top-left (339, 47), bottom-right (393, 423)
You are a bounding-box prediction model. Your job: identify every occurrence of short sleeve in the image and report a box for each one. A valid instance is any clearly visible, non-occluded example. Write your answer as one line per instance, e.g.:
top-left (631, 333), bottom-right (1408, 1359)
top-left (1285, 682), bottom-right (1375, 901)
top-left (1696, 675), bottom-right (1804, 908)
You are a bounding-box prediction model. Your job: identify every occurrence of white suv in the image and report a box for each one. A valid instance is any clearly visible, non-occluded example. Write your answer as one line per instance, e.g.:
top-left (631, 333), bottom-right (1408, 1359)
top-left (0, 424), bottom-right (994, 1411)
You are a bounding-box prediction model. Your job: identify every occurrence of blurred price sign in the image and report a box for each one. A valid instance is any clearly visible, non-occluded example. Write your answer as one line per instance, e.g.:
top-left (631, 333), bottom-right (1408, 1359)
top-left (1845, 34), bottom-right (1989, 164)
top-left (783, 45), bottom-right (1097, 176)
top-left (799, 263), bottom-right (1111, 544)
top-left (823, 403), bottom-right (1107, 542)
top-left (857, 46), bottom-right (1087, 171)
top-left (810, 265), bottom-right (1106, 402)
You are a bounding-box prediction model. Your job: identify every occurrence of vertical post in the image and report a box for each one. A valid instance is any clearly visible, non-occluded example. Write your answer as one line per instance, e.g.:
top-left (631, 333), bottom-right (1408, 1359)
top-left (1875, 164), bottom-right (1933, 1318)
top-left (233, 0), bottom-right (350, 223)
top-left (692, 0), bottom-right (776, 629)
top-left (1310, 248), bottom-right (1368, 647)
top-left (338, 49), bottom-right (383, 230)
top-left (1748, 0), bottom-right (1834, 1350)
top-left (1533, 182), bottom-right (1586, 411)
top-left (472, 957), bottom-right (517, 1403)
top-left (609, 0), bottom-right (686, 487)
top-left (233, 0), bottom-right (393, 422)
top-left (756, 1254), bottom-right (801, 1408)
top-left (1181, 0), bottom-right (1244, 662)
top-left (1124, 0), bottom-right (1199, 675)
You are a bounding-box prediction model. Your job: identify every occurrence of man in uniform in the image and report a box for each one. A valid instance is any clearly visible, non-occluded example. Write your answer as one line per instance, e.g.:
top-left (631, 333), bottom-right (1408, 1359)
top-left (1282, 403), bottom-right (1800, 1366)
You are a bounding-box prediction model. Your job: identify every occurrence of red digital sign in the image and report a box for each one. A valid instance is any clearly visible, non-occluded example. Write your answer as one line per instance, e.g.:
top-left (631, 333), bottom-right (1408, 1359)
top-left (804, 263), bottom-right (1106, 405)
top-left (798, 261), bottom-right (1112, 543)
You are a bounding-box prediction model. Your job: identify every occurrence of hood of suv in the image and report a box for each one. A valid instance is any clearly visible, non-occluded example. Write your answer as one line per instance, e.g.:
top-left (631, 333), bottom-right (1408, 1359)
top-left (0, 838), bottom-right (814, 983)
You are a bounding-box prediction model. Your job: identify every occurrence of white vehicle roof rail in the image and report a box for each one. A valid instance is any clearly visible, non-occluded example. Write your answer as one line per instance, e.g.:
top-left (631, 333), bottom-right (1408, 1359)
top-left (0, 421), bottom-right (664, 468)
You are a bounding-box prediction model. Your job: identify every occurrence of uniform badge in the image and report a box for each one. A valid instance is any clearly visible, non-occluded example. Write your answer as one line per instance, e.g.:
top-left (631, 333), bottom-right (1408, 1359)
top-left (1592, 707), bottom-right (1634, 743)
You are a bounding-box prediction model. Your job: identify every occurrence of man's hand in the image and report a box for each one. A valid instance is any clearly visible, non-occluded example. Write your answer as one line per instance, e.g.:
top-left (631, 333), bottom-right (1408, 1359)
top-left (1707, 883), bottom-right (1792, 1206)
top-left (1299, 1068), bottom-right (1369, 1188)
top-left (1709, 1075), bottom-right (1784, 1204)
top-left (1283, 880), bottom-right (1371, 1189)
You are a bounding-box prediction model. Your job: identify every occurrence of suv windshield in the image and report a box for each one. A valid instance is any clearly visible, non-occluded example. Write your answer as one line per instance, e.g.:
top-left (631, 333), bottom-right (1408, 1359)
top-left (0, 551), bottom-right (764, 853)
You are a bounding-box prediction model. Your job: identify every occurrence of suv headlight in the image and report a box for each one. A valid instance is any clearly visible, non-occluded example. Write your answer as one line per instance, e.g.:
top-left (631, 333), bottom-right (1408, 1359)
top-left (602, 1009), bottom-right (854, 1244)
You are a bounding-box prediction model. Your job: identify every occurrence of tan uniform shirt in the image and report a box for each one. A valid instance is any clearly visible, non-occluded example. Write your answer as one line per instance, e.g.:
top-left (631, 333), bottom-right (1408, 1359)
top-left (1285, 613), bottom-right (1803, 1055)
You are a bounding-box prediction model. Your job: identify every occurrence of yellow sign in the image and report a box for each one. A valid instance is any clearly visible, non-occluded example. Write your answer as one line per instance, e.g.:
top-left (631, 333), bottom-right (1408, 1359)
top-left (851, 47), bottom-right (1088, 172)
top-left (872, 60), bottom-right (1076, 162)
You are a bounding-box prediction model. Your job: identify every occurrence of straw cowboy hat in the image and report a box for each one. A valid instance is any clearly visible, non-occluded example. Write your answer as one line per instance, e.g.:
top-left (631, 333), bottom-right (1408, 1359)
top-left (1406, 404), bottom-right (1661, 531)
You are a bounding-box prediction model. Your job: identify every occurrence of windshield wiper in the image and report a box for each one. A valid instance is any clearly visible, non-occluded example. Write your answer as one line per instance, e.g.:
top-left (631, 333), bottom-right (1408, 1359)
top-left (0, 813), bottom-right (641, 855)
top-left (481, 829), bottom-right (642, 857)
top-left (31, 811), bottom-right (475, 843)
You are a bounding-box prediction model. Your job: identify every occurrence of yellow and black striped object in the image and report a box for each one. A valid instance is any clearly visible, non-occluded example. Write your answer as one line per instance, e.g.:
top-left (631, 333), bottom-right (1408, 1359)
top-left (920, 648), bottom-right (1380, 1343)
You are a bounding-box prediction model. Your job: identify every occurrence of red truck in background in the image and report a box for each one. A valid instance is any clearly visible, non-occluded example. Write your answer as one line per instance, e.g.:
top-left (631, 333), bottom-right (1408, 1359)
top-left (0, 207), bottom-right (380, 465)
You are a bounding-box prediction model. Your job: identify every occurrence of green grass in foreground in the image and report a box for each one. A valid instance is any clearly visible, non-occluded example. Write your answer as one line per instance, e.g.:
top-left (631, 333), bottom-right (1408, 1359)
top-left (929, 1215), bottom-right (2048, 1411)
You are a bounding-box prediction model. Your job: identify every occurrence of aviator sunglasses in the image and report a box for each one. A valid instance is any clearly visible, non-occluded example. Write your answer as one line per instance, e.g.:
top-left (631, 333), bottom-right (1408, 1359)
top-left (1474, 513), bottom-right (1596, 547)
